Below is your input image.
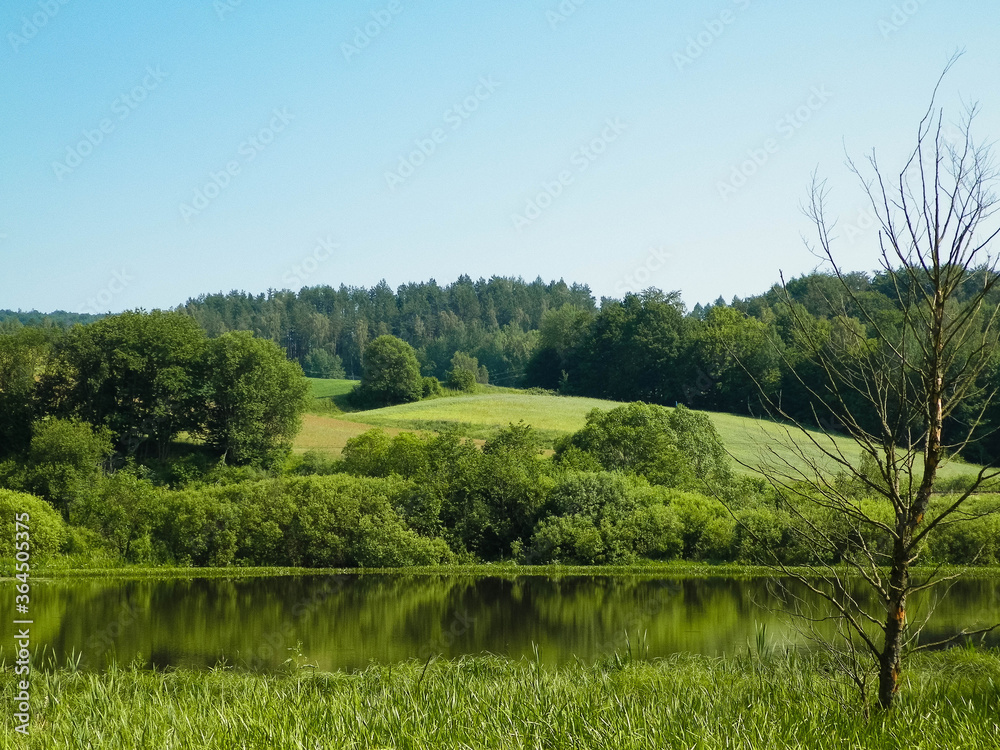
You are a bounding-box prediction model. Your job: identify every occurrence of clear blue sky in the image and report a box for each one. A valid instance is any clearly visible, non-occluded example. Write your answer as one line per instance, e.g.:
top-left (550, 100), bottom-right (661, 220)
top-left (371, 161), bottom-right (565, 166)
top-left (2, 0), bottom-right (998, 314)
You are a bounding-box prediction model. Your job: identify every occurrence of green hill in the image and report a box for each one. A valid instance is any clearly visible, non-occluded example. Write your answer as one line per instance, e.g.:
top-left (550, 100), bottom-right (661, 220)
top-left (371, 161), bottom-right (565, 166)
top-left (302, 380), bottom-right (980, 480)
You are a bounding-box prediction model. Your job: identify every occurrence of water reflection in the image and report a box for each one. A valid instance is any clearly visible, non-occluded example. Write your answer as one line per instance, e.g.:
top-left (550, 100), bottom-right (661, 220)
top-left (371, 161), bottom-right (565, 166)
top-left (1, 574), bottom-right (997, 672)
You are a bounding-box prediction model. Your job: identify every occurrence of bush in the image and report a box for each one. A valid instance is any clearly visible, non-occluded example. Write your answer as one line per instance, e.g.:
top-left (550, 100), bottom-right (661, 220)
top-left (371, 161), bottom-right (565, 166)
top-left (0, 488), bottom-right (69, 564)
top-left (924, 496), bottom-right (1000, 565)
top-left (668, 490), bottom-right (737, 561)
top-left (70, 467), bottom-right (164, 563)
top-left (527, 473), bottom-right (684, 564)
top-left (18, 418), bottom-right (113, 518)
top-left (352, 516), bottom-right (453, 567)
top-left (529, 514), bottom-right (606, 564)
top-left (554, 403), bottom-right (731, 488)
top-left (421, 376), bottom-right (444, 398)
top-left (157, 486), bottom-right (241, 566)
top-left (341, 429), bottom-right (393, 477)
top-left (447, 368), bottom-right (477, 392)
top-left (288, 450), bottom-right (342, 476)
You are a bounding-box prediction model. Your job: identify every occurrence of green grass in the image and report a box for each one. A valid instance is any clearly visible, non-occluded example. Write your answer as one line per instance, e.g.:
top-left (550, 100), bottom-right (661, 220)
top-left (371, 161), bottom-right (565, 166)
top-left (300, 381), bottom-right (984, 479)
top-left (343, 392), bottom-right (618, 445)
top-left (304, 377), bottom-right (358, 414)
top-left (7, 650), bottom-right (1000, 748)
top-left (327, 389), bottom-right (977, 478)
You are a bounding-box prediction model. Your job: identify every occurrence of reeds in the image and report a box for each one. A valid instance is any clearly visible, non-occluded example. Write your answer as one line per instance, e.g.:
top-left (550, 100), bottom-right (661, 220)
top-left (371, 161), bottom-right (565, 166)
top-left (3, 648), bottom-right (998, 748)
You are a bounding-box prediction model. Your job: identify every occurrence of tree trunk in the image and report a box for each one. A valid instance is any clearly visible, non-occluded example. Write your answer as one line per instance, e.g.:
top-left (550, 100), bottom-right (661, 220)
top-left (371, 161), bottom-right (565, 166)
top-left (877, 539), bottom-right (909, 710)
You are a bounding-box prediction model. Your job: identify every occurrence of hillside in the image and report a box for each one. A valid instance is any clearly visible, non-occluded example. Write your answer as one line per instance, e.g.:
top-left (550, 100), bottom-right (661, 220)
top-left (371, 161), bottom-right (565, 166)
top-left (298, 380), bottom-right (981, 480)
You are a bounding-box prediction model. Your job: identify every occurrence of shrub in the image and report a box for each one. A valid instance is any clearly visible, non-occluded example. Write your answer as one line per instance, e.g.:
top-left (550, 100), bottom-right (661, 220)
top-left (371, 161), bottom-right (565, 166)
top-left (341, 429), bottom-right (393, 477)
top-left (554, 403), bottom-right (728, 488)
top-left (18, 418), bottom-right (113, 518)
top-left (288, 450), bottom-right (342, 476)
top-left (0, 488), bottom-right (69, 564)
top-left (352, 516), bottom-right (453, 567)
top-left (668, 490), bottom-right (737, 561)
top-left (421, 376), bottom-right (444, 398)
top-left (529, 514), bottom-right (606, 564)
top-left (447, 368), bottom-right (477, 392)
top-left (386, 433), bottom-right (430, 479)
top-left (924, 496), bottom-right (1000, 565)
top-left (70, 467), bottom-right (164, 563)
top-left (156, 486), bottom-right (241, 566)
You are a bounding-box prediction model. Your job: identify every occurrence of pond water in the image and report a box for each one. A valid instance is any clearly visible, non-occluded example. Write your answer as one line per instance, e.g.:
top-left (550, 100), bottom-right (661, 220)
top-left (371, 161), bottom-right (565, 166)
top-left (3, 574), bottom-right (998, 671)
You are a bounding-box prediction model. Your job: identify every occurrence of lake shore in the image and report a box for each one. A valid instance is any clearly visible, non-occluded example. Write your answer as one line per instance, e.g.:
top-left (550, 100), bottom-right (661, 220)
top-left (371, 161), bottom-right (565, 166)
top-left (20, 561), bottom-right (1000, 581)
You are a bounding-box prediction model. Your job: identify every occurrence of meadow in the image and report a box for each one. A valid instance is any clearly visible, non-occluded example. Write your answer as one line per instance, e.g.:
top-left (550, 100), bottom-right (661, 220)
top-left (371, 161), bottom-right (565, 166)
top-left (300, 379), bottom-right (982, 479)
top-left (7, 649), bottom-right (999, 749)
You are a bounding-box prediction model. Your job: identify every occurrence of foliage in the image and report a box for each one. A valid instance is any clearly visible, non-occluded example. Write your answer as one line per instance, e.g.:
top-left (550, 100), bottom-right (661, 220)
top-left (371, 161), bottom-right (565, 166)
top-left (0, 488), bottom-right (68, 562)
top-left (421, 376), bottom-right (444, 398)
top-left (447, 367), bottom-right (478, 392)
top-left (353, 335), bottom-right (423, 407)
top-left (70, 466), bottom-right (164, 562)
top-left (39, 310), bottom-right (206, 458)
top-left (4, 418), bottom-right (114, 518)
top-left (301, 348), bottom-right (345, 379)
top-left (198, 331), bottom-right (309, 466)
top-left (554, 403), bottom-right (731, 488)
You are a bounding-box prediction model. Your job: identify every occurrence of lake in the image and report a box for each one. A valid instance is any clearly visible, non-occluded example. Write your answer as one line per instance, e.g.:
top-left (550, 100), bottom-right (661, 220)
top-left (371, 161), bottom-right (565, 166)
top-left (4, 574), bottom-right (998, 671)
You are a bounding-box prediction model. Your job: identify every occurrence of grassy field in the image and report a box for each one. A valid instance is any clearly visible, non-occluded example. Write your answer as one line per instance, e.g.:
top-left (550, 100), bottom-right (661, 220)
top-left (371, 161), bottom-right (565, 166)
top-left (293, 413), bottom-right (404, 454)
top-left (300, 380), bottom-right (981, 479)
top-left (303, 377), bottom-right (358, 414)
top-left (8, 650), bottom-right (999, 748)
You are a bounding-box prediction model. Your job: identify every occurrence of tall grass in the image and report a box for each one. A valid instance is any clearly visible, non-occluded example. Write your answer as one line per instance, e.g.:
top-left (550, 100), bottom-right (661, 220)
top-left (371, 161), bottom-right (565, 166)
top-left (4, 649), bottom-right (998, 748)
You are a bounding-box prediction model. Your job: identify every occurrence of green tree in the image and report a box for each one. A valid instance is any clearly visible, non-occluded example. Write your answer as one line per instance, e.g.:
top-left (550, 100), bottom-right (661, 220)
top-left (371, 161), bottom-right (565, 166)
top-left (200, 331), bottom-right (308, 466)
top-left (0, 327), bottom-right (56, 458)
top-left (691, 305), bottom-right (782, 413)
top-left (354, 335), bottom-right (422, 406)
top-left (39, 311), bottom-right (206, 458)
top-left (302, 349), bottom-right (345, 379)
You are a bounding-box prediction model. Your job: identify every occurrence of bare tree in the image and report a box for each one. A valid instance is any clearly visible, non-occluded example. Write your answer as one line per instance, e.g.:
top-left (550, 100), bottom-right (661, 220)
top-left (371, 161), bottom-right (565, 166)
top-left (747, 58), bottom-right (1000, 711)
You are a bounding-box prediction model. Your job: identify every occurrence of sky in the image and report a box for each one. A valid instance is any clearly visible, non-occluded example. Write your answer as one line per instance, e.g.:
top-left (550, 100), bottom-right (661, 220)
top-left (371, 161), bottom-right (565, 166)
top-left (2, 0), bottom-right (999, 314)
